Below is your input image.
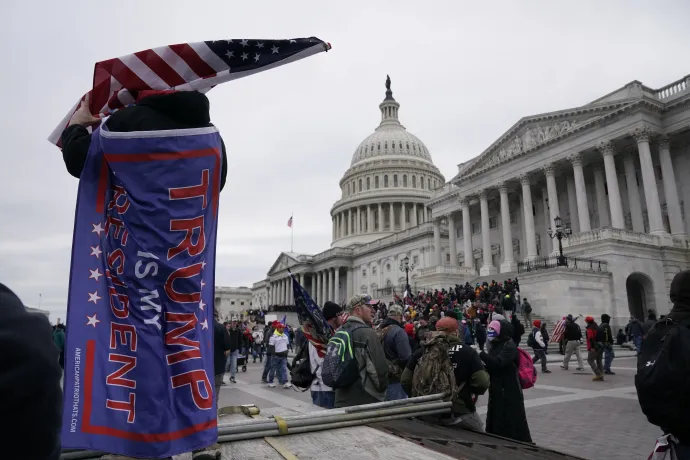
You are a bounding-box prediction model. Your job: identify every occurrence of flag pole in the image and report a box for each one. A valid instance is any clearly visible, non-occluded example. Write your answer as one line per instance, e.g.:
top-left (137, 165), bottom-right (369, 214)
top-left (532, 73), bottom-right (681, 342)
top-left (290, 212), bottom-right (294, 253)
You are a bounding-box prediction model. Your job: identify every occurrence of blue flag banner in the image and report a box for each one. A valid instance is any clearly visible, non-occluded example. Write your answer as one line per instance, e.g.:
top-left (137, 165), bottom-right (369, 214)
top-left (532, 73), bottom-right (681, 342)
top-left (61, 124), bottom-right (222, 458)
top-left (291, 274), bottom-right (332, 356)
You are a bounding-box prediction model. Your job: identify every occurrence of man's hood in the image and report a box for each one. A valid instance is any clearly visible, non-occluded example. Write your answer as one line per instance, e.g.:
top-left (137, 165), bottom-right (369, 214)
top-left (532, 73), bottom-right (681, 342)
top-left (138, 91), bottom-right (211, 126)
top-left (670, 270), bottom-right (690, 310)
top-left (381, 317), bottom-right (402, 328)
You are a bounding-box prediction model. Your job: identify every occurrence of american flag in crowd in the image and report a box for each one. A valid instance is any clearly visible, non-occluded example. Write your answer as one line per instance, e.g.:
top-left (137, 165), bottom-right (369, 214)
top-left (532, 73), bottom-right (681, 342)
top-left (291, 273), bottom-right (333, 358)
top-left (49, 37), bottom-right (330, 145)
top-left (287, 215), bottom-right (293, 228)
top-left (551, 318), bottom-right (567, 343)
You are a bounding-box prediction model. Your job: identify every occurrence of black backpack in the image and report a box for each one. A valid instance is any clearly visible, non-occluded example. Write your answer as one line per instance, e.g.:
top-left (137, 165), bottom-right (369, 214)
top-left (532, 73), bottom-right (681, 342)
top-left (524, 302), bottom-right (532, 314)
top-left (526, 330), bottom-right (537, 348)
top-left (322, 325), bottom-right (367, 389)
top-left (635, 317), bottom-right (690, 436)
top-left (290, 344), bottom-right (315, 391)
top-left (595, 324), bottom-right (607, 343)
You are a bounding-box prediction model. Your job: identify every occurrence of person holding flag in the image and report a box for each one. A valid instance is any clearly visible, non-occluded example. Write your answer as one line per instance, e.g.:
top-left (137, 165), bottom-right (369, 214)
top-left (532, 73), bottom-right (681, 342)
top-left (309, 301), bottom-right (344, 408)
top-left (55, 37), bottom-right (329, 460)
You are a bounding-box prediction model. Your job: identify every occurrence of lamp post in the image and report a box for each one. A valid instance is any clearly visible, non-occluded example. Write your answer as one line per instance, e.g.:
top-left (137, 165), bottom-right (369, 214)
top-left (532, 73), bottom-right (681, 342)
top-left (547, 215), bottom-right (572, 267)
top-left (399, 256), bottom-right (415, 294)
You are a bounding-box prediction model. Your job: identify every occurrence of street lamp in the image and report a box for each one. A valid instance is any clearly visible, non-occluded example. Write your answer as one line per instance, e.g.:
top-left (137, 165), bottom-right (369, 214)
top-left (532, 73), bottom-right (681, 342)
top-left (399, 256), bottom-right (416, 294)
top-left (547, 215), bottom-right (572, 267)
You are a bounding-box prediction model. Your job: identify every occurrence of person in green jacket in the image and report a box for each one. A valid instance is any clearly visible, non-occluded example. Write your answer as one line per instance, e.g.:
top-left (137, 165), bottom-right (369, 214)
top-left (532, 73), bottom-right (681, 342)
top-left (401, 317), bottom-right (489, 432)
top-left (53, 324), bottom-right (65, 369)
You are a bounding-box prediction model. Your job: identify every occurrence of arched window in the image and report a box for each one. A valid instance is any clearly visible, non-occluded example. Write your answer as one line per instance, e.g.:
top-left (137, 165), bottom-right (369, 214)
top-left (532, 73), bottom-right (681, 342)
top-left (352, 181), bottom-right (356, 193)
top-left (391, 141), bottom-right (395, 150)
top-left (385, 141), bottom-right (388, 149)
top-left (375, 176), bottom-right (379, 188)
top-left (377, 142), bottom-right (381, 151)
top-left (394, 175), bottom-right (398, 187)
top-left (421, 176), bottom-right (425, 189)
top-left (366, 177), bottom-right (370, 190)
top-left (384, 175), bottom-right (389, 187)
top-left (358, 179), bottom-right (362, 192)
top-left (347, 183), bottom-right (350, 195)
top-left (403, 175), bottom-right (408, 187)
top-left (412, 176), bottom-right (416, 188)
top-left (428, 178), bottom-right (431, 190)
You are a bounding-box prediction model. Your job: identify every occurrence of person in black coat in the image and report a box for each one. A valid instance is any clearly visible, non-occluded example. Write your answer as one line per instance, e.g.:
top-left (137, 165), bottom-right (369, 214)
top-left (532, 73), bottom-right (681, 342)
top-left (480, 320), bottom-right (532, 443)
top-left (61, 91), bottom-right (228, 190)
top-left (511, 314), bottom-right (525, 346)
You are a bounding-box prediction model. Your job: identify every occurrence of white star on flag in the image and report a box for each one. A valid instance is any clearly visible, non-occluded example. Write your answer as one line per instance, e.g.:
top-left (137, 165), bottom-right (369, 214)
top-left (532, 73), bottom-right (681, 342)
top-left (256, 42), bottom-right (264, 48)
top-left (271, 45), bottom-right (279, 54)
top-left (199, 299), bottom-right (206, 311)
top-left (88, 291), bottom-right (101, 304)
top-left (225, 50), bottom-right (234, 59)
top-left (200, 319), bottom-right (208, 330)
top-left (90, 245), bottom-right (102, 258)
top-left (201, 261), bottom-right (207, 269)
top-left (91, 222), bottom-right (104, 236)
top-left (86, 313), bottom-right (101, 328)
top-left (240, 39), bottom-right (249, 47)
top-left (201, 280), bottom-right (206, 289)
top-left (89, 268), bottom-right (103, 281)
top-left (241, 52), bottom-right (248, 60)
top-left (289, 39), bottom-right (297, 43)
top-left (254, 53), bottom-right (260, 62)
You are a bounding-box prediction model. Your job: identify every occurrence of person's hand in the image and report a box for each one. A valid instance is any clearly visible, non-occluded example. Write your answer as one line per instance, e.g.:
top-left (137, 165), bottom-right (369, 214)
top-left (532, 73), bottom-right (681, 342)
top-left (68, 94), bottom-right (102, 127)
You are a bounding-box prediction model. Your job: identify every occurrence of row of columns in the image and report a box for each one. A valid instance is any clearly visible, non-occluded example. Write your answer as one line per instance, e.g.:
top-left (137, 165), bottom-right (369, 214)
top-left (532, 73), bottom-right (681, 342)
top-left (432, 127), bottom-right (685, 273)
top-left (333, 202), bottom-right (429, 240)
top-left (269, 267), bottom-right (350, 306)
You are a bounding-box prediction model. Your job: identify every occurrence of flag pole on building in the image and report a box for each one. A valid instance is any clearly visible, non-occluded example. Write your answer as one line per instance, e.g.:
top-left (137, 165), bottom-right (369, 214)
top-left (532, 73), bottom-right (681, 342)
top-left (287, 213), bottom-right (294, 252)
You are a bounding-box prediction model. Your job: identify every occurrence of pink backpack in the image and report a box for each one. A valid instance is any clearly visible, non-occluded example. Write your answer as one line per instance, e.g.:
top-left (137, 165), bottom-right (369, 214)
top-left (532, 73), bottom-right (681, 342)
top-left (516, 347), bottom-right (537, 389)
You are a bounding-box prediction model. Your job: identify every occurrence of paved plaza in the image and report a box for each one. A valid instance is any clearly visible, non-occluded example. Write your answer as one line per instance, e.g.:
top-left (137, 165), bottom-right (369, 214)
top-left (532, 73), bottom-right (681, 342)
top-left (219, 354), bottom-right (660, 460)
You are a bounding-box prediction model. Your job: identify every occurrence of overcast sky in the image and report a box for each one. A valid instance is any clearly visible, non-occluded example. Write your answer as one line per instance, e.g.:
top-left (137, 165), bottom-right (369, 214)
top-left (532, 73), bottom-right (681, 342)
top-left (1, 0), bottom-right (689, 321)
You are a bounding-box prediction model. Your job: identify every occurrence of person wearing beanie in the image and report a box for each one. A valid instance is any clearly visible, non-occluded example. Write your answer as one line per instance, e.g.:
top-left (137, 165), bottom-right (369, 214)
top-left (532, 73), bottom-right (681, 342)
top-left (599, 314), bottom-right (615, 375)
top-left (403, 323), bottom-right (420, 354)
top-left (379, 303), bottom-right (412, 401)
top-left (268, 323), bottom-right (291, 388)
top-left (584, 316), bottom-right (604, 381)
top-left (309, 301), bottom-right (343, 408)
top-left (401, 317), bottom-right (489, 432)
top-left (0, 283), bottom-right (62, 460)
top-left (480, 318), bottom-right (532, 443)
top-left (261, 321), bottom-right (276, 383)
top-left (528, 320), bottom-right (551, 374)
top-left (561, 314), bottom-right (586, 371)
top-left (334, 295), bottom-right (389, 408)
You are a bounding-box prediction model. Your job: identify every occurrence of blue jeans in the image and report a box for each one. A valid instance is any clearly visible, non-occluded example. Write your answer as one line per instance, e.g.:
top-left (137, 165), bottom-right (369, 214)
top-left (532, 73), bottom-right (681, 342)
top-left (227, 349), bottom-right (239, 378)
top-left (252, 343), bottom-right (263, 361)
top-left (269, 356), bottom-right (288, 384)
top-left (262, 354), bottom-right (274, 381)
top-left (311, 391), bottom-right (335, 409)
top-left (634, 336), bottom-right (643, 355)
top-left (603, 344), bottom-right (615, 372)
top-left (385, 382), bottom-right (408, 401)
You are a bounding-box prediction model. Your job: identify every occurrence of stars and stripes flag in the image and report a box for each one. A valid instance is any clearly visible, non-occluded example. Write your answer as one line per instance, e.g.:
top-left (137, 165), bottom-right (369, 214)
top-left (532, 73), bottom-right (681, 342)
top-left (291, 273), bottom-right (332, 357)
top-left (49, 37), bottom-right (330, 145)
top-left (287, 215), bottom-right (293, 228)
top-left (551, 318), bottom-right (567, 343)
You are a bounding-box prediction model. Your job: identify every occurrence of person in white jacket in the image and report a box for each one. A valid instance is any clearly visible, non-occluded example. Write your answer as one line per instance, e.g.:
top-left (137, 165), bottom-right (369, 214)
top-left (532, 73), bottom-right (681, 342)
top-left (310, 302), bottom-right (344, 408)
top-left (529, 320), bottom-right (551, 374)
top-left (268, 323), bottom-right (291, 388)
top-left (251, 326), bottom-right (264, 363)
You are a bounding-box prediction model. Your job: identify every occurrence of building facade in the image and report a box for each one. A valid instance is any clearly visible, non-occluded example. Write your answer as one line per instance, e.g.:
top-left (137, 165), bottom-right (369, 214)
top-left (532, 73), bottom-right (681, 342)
top-left (214, 286), bottom-right (252, 321)
top-left (253, 75), bottom-right (690, 328)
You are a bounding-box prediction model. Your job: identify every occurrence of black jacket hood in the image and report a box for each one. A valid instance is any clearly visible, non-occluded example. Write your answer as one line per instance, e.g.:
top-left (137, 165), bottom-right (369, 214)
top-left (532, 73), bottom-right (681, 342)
top-left (669, 270), bottom-right (690, 322)
top-left (137, 91), bottom-right (211, 126)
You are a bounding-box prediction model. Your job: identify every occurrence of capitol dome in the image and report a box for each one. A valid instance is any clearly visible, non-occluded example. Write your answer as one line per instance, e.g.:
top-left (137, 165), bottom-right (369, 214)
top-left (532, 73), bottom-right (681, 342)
top-left (330, 77), bottom-right (445, 248)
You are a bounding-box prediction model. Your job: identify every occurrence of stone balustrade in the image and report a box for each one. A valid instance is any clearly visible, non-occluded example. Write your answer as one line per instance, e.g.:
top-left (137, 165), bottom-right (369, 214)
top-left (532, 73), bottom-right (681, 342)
top-left (564, 228), bottom-right (663, 247)
top-left (653, 75), bottom-right (689, 101)
top-left (418, 265), bottom-right (476, 277)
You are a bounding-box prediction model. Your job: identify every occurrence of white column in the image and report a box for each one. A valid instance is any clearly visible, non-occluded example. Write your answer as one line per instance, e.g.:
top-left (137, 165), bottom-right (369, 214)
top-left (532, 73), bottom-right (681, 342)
top-left (366, 205), bottom-right (373, 233)
top-left (269, 282), bottom-right (273, 305)
top-left (566, 174), bottom-right (579, 234)
top-left (598, 142), bottom-right (625, 229)
top-left (593, 165), bottom-right (610, 228)
top-left (623, 153), bottom-right (644, 233)
top-left (347, 209), bottom-right (352, 235)
top-left (541, 187), bottom-right (552, 254)
top-left (401, 203), bottom-right (407, 231)
top-left (324, 270), bottom-right (330, 302)
top-left (461, 198), bottom-right (473, 268)
top-left (355, 207), bottom-right (361, 234)
top-left (479, 189), bottom-right (497, 275)
top-left (634, 127), bottom-right (666, 234)
top-left (311, 275), bottom-right (318, 303)
top-left (659, 136), bottom-right (685, 236)
top-left (499, 183), bottom-right (517, 272)
top-left (329, 268), bottom-right (335, 301)
top-left (378, 203), bottom-right (383, 232)
top-left (569, 153), bottom-right (591, 232)
top-left (389, 203), bottom-right (395, 231)
top-left (447, 212), bottom-right (458, 266)
top-left (520, 174), bottom-right (538, 259)
top-left (346, 268), bottom-right (353, 299)
top-left (334, 268), bottom-right (340, 304)
top-left (284, 278), bottom-right (289, 304)
top-left (543, 165), bottom-right (561, 232)
top-left (411, 203), bottom-right (418, 227)
top-left (299, 273), bottom-right (305, 290)
top-left (433, 218), bottom-right (442, 266)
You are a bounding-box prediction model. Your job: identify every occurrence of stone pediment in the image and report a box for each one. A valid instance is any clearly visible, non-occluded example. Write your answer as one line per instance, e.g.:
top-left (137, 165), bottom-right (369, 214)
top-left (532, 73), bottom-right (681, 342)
top-left (267, 252), bottom-right (302, 276)
top-left (455, 101), bottom-right (634, 180)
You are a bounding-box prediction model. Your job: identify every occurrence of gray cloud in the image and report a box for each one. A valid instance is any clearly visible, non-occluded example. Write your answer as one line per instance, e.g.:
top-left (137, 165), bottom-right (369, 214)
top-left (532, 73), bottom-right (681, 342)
top-left (1, 0), bottom-right (689, 321)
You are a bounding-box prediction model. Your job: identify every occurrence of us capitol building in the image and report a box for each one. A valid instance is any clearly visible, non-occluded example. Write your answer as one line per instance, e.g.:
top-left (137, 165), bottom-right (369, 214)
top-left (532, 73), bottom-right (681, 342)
top-left (242, 75), bottom-right (690, 327)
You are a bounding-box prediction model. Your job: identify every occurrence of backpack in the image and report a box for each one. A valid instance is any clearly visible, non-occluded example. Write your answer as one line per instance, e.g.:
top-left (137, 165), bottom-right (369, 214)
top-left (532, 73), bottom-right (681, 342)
top-left (596, 324), bottom-right (608, 344)
top-left (516, 347), bottom-right (537, 389)
top-left (635, 317), bottom-right (690, 435)
top-left (524, 302), bottom-right (532, 314)
top-left (377, 325), bottom-right (404, 380)
top-left (411, 333), bottom-right (458, 401)
top-left (289, 344), bottom-right (315, 392)
top-left (321, 325), bottom-right (367, 389)
top-left (526, 330), bottom-right (537, 348)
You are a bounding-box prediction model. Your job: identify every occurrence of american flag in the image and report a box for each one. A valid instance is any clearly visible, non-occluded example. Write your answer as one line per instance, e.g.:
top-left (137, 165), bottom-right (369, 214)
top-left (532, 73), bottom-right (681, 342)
top-left (291, 273), bottom-right (332, 358)
top-left (287, 216), bottom-right (293, 228)
top-left (49, 37), bottom-right (330, 145)
top-left (551, 318), bottom-right (566, 343)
